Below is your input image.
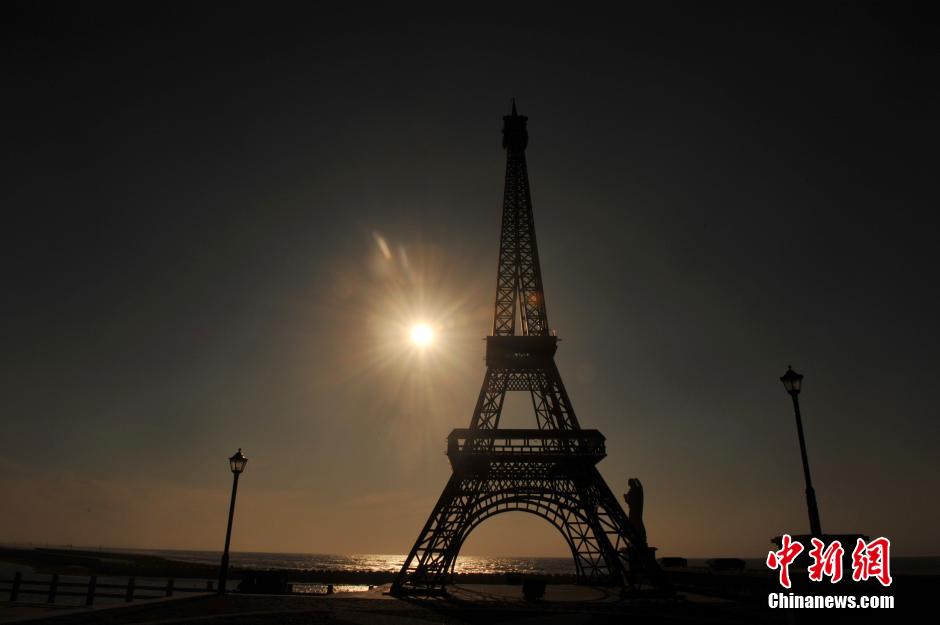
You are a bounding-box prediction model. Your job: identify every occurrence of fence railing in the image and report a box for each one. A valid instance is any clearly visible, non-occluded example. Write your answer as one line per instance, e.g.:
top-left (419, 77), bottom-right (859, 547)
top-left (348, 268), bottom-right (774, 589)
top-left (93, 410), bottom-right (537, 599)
top-left (0, 573), bottom-right (214, 606)
top-left (447, 428), bottom-right (607, 462)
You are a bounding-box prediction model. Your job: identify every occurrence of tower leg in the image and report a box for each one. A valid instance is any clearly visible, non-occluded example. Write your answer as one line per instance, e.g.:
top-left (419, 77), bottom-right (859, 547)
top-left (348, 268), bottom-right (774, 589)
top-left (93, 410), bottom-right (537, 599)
top-left (391, 475), bottom-right (476, 595)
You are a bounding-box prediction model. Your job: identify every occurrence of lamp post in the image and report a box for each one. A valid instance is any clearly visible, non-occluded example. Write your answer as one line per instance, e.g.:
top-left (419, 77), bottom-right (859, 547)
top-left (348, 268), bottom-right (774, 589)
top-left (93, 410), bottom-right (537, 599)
top-left (218, 448), bottom-right (247, 595)
top-left (779, 366), bottom-right (822, 537)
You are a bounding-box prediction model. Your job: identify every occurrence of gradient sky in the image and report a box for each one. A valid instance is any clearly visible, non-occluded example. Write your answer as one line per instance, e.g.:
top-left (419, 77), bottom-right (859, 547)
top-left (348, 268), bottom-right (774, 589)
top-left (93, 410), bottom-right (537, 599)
top-left (2, 2), bottom-right (938, 559)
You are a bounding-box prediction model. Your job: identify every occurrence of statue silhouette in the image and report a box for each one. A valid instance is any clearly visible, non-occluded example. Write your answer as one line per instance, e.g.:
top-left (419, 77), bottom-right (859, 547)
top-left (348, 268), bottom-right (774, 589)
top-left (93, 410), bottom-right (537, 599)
top-left (624, 478), bottom-right (647, 545)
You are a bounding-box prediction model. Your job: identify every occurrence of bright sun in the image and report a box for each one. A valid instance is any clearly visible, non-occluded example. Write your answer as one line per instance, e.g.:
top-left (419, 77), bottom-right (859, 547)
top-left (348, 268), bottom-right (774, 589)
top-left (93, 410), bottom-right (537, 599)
top-left (410, 323), bottom-right (434, 347)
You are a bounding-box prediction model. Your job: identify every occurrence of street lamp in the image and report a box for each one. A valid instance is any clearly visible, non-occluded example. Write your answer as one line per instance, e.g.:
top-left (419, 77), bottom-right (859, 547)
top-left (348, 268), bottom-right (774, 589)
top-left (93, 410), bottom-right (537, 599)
top-left (779, 366), bottom-right (822, 537)
top-left (218, 448), bottom-right (247, 595)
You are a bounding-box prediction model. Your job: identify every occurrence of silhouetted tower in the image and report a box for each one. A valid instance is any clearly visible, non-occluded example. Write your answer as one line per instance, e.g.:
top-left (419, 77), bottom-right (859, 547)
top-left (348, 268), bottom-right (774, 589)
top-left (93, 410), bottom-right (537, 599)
top-left (391, 103), bottom-right (659, 594)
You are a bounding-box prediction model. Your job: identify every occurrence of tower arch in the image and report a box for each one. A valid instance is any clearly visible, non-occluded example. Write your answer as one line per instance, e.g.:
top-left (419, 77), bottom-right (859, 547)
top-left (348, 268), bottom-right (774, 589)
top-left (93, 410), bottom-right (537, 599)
top-left (452, 492), bottom-right (603, 581)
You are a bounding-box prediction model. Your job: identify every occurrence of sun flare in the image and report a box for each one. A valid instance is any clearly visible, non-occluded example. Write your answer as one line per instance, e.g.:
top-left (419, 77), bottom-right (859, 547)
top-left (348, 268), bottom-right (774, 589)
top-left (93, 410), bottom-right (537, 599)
top-left (409, 323), bottom-right (434, 347)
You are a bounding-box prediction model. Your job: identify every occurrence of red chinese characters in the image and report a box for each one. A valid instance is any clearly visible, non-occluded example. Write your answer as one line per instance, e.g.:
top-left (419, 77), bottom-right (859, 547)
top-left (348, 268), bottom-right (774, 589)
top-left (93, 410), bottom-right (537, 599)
top-left (767, 533), bottom-right (804, 588)
top-left (767, 535), bottom-right (893, 587)
top-left (807, 537), bottom-right (844, 583)
top-left (851, 537), bottom-right (892, 587)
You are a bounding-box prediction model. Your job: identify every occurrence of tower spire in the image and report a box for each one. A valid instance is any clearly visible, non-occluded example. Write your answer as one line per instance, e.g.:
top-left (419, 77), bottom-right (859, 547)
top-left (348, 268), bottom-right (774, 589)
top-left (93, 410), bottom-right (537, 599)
top-left (496, 100), bottom-right (542, 335)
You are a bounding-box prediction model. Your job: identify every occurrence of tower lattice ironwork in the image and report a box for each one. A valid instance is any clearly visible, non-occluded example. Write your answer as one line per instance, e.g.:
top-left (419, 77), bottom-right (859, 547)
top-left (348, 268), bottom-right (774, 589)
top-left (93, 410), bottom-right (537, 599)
top-left (391, 102), bottom-right (660, 595)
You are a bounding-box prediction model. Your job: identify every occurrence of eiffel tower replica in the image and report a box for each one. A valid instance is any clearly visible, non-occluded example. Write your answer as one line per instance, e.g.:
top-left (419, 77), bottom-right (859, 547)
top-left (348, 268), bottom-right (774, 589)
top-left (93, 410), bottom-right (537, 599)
top-left (391, 102), bottom-right (660, 595)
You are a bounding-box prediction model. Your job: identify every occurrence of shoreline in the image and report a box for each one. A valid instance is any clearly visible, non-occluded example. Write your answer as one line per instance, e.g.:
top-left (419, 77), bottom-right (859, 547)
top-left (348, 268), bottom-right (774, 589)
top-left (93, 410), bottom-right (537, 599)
top-left (4, 546), bottom-right (937, 588)
top-left (0, 547), bottom-right (584, 585)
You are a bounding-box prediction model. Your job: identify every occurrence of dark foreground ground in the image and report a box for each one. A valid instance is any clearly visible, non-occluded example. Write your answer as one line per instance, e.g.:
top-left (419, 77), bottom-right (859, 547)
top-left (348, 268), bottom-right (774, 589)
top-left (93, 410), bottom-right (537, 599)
top-left (0, 583), bottom-right (918, 625)
top-left (0, 585), bottom-right (765, 625)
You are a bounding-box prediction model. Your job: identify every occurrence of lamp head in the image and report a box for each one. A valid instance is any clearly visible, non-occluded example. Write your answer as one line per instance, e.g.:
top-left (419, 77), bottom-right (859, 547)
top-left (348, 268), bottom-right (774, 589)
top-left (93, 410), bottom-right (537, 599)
top-left (780, 365), bottom-right (803, 395)
top-left (229, 448), bottom-right (248, 474)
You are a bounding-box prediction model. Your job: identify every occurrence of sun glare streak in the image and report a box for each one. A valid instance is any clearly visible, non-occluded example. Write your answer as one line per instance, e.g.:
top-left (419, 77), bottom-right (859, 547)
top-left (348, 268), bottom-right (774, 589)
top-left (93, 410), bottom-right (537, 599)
top-left (318, 230), bottom-right (491, 469)
top-left (372, 231), bottom-right (392, 260)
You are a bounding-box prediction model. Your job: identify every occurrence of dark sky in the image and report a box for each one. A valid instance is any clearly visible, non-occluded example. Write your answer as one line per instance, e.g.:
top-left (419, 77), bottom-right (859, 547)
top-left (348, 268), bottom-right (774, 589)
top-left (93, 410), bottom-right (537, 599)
top-left (2, 2), bottom-right (938, 557)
